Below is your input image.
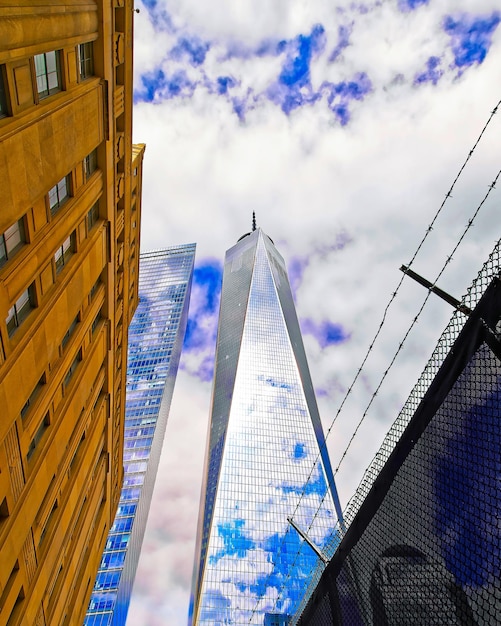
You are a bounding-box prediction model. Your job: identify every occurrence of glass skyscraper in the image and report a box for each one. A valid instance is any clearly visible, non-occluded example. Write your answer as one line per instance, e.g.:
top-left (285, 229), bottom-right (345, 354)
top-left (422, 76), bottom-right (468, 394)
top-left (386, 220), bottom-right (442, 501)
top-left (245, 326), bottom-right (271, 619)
top-left (189, 228), bottom-right (342, 625)
top-left (85, 244), bottom-right (196, 626)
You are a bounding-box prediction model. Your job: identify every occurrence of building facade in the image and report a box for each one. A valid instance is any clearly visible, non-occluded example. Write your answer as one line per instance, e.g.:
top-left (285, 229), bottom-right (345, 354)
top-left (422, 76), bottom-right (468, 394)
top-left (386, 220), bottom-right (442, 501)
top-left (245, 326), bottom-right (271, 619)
top-left (0, 2), bottom-right (142, 625)
top-left (85, 244), bottom-right (196, 626)
top-left (189, 228), bottom-right (343, 625)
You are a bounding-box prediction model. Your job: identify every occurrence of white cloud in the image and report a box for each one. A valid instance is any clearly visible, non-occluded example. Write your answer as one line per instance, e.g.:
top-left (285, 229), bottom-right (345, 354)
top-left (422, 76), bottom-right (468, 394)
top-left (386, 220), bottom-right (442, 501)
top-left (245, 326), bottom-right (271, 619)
top-left (126, 370), bottom-right (210, 624)
top-left (127, 0), bottom-right (501, 623)
top-left (161, 0), bottom-right (325, 44)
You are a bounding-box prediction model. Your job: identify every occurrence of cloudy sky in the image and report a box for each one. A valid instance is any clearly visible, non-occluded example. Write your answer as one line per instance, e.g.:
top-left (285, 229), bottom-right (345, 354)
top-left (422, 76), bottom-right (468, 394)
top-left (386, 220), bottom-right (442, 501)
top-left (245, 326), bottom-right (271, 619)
top-left (125, 0), bottom-right (501, 623)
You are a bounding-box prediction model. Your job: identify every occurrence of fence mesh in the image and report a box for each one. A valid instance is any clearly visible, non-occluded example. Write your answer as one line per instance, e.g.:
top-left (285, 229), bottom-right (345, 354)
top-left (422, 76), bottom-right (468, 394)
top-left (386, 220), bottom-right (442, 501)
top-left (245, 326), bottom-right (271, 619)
top-left (294, 238), bottom-right (501, 625)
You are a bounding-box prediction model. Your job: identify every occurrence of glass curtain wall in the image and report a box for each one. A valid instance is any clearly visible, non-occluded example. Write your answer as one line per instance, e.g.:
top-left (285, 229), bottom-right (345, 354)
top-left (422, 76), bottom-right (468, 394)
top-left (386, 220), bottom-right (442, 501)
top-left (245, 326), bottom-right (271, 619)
top-left (190, 230), bottom-right (342, 625)
top-left (85, 244), bottom-right (196, 626)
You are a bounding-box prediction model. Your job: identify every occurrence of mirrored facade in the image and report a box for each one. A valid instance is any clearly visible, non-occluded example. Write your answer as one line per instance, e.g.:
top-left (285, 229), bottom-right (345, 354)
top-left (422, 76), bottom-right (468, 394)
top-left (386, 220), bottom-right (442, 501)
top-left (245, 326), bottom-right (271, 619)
top-left (190, 229), bottom-right (342, 625)
top-left (85, 244), bottom-right (196, 626)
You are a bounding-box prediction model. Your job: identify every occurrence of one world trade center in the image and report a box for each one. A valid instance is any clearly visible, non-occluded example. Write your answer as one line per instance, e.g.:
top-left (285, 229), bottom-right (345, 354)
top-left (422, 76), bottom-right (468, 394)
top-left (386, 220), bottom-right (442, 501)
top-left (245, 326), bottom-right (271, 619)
top-left (190, 222), bottom-right (343, 625)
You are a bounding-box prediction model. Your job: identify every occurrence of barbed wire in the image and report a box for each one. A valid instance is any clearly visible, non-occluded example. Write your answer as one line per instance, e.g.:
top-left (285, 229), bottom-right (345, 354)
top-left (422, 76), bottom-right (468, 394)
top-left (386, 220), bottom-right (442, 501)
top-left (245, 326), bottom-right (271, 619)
top-left (332, 167), bottom-right (500, 477)
top-left (265, 166), bottom-right (501, 622)
top-left (248, 99), bottom-right (501, 623)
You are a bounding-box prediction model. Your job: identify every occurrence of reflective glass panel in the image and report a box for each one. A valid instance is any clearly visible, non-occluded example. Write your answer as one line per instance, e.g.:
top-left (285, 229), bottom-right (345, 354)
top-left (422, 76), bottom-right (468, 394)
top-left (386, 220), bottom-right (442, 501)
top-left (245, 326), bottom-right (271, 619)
top-left (85, 244), bottom-right (196, 625)
top-left (191, 231), bottom-right (342, 625)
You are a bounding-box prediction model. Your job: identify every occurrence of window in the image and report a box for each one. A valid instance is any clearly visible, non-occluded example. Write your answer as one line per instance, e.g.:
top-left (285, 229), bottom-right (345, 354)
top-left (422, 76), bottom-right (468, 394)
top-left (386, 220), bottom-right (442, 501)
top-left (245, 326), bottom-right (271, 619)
top-left (87, 203), bottom-right (99, 231)
top-left (89, 594), bottom-right (115, 613)
top-left (34, 51), bottom-right (61, 99)
top-left (64, 348), bottom-right (82, 389)
top-left (78, 42), bottom-right (94, 80)
top-left (46, 565), bottom-right (63, 608)
top-left (110, 516), bottom-right (133, 533)
top-left (21, 374), bottom-right (45, 419)
top-left (84, 149), bottom-right (98, 181)
top-left (91, 310), bottom-right (102, 335)
top-left (0, 497), bottom-right (9, 521)
top-left (89, 277), bottom-right (101, 301)
top-left (6, 582), bottom-right (25, 626)
top-left (6, 285), bottom-right (35, 337)
top-left (69, 431), bottom-right (86, 472)
top-left (39, 499), bottom-right (58, 544)
top-left (61, 314), bottom-right (79, 350)
top-left (0, 218), bottom-right (25, 266)
top-left (94, 569), bottom-right (121, 591)
top-left (27, 413), bottom-right (50, 461)
top-left (0, 65), bottom-right (8, 118)
top-left (54, 233), bottom-right (75, 274)
top-left (48, 176), bottom-right (70, 215)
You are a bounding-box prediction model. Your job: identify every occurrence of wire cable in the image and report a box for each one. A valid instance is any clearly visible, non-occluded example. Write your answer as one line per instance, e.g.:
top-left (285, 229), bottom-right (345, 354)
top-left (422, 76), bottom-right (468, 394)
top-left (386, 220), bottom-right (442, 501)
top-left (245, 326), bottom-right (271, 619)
top-left (248, 99), bottom-right (501, 622)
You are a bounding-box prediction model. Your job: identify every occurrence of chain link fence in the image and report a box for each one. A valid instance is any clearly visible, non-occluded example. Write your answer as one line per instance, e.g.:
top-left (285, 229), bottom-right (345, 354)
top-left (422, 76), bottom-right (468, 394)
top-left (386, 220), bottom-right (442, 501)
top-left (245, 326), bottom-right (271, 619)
top-left (293, 238), bottom-right (501, 625)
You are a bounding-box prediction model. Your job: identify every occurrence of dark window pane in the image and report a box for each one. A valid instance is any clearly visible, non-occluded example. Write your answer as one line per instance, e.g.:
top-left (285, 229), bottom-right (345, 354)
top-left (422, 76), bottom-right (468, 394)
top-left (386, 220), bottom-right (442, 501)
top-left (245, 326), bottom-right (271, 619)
top-left (55, 233), bottom-right (74, 274)
top-left (0, 218), bottom-right (25, 266)
top-left (0, 65), bottom-right (8, 117)
top-left (34, 51), bottom-right (61, 99)
top-left (6, 285), bottom-right (34, 337)
top-left (79, 42), bottom-right (94, 79)
top-left (27, 414), bottom-right (50, 461)
top-left (84, 149), bottom-right (98, 181)
top-left (62, 315), bottom-right (79, 350)
top-left (49, 176), bottom-right (70, 215)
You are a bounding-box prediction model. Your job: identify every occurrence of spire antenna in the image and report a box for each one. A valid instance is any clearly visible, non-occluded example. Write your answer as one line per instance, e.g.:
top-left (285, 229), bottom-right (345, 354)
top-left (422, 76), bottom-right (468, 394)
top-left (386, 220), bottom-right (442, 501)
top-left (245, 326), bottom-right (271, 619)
top-left (252, 211), bottom-right (256, 232)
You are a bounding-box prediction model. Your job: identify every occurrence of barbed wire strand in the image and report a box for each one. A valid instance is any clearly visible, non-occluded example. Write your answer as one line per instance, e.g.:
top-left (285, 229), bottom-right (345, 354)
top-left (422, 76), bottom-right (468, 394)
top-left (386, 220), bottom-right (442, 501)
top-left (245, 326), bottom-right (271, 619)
top-left (248, 99), bottom-right (501, 623)
top-left (263, 166), bottom-right (501, 624)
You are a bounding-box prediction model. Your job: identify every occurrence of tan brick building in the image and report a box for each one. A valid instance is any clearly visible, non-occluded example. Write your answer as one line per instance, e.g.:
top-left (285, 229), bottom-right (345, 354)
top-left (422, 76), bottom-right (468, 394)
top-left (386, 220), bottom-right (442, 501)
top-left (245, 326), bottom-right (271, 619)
top-left (0, 2), bottom-right (144, 624)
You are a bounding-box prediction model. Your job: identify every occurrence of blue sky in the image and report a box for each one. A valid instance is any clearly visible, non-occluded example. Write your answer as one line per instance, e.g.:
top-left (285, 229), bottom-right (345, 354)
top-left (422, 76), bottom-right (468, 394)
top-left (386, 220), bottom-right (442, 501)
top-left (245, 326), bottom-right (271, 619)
top-left (127, 0), bottom-right (501, 623)
top-left (134, 3), bottom-right (500, 120)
